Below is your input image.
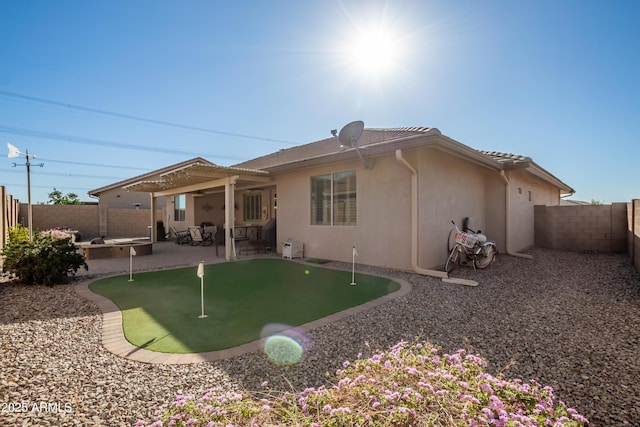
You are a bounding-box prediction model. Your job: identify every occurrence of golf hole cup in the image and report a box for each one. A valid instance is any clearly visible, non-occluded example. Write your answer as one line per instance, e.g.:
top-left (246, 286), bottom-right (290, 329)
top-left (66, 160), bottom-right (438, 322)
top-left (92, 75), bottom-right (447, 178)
top-left (260, 323), bottom-right (312, 366)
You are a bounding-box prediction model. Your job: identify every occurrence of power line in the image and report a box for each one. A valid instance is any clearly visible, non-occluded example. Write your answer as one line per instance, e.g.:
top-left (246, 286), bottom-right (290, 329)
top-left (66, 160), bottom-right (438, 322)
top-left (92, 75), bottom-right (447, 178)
top-left (0, 124), bottom-right (247, 161)
top-left (2, 182), bottom-right (92, 192)
top-left (39, 158), bottom-right (150, 171)
top-left (3, 167), bottom-right (128, 181)
top-left (0, 90), bottom-right (299, 146)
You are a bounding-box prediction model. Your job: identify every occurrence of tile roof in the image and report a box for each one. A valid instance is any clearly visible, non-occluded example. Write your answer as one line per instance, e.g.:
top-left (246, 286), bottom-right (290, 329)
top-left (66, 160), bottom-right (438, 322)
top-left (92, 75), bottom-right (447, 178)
top-left (478, 151), bottom-right (531, 164)
top-left (480, 150), bottom-right (572, 193)
top-left (233, 127), bottom-right (438, 170)
top-left (94, 126), bottom-right (573, 196)
top-left (233, 128), bottom-right (572, 194)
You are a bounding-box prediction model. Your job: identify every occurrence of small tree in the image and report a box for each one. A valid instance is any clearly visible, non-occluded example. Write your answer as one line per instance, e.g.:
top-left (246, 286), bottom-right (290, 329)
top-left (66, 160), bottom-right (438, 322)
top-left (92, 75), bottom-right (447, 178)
top-left (48, 188), bottom-right (81, 205)
top-left (1, 225), bottom-right (88, 285)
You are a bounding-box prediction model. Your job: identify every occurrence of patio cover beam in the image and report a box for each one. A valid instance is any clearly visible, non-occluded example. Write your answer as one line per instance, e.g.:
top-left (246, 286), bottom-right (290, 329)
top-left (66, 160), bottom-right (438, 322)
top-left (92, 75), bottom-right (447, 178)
top-left (152, 176), bottom-right (240, 198)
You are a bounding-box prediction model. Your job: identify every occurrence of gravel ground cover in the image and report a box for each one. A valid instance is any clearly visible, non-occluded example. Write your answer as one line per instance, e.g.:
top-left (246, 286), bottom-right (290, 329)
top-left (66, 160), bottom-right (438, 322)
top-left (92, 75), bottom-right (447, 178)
top-left (1, 248), bottom-right (639, 426)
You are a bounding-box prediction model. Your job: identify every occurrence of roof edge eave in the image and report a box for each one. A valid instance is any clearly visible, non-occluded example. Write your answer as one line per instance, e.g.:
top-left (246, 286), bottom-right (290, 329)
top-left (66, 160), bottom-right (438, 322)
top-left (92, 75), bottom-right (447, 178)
top-left (526, 162), bottom-right (574, 194)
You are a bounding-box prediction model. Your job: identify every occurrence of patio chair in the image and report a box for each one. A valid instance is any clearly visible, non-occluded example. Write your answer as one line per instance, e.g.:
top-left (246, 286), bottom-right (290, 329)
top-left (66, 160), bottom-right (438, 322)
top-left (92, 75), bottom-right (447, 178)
top-left (188, 226), bottom-right (214, 247)
top-left (171, 226), bottom-right (191, 245)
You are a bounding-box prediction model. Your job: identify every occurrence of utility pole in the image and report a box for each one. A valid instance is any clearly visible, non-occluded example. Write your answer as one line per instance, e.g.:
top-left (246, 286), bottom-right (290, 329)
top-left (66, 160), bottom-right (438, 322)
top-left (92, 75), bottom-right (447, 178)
top-left (7, 143), bottom-right (44, 241)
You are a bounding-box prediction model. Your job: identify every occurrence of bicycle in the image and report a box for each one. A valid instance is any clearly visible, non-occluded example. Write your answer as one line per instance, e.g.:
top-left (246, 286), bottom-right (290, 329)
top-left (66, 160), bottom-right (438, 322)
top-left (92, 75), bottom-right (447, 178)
top-left (445, 220), bottom-right (497, 273)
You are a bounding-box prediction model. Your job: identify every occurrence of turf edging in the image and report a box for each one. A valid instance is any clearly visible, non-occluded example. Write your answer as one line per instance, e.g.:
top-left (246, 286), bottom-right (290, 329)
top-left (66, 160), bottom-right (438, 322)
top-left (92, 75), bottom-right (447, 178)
top-left (75, 261), bottom-right (412, 365)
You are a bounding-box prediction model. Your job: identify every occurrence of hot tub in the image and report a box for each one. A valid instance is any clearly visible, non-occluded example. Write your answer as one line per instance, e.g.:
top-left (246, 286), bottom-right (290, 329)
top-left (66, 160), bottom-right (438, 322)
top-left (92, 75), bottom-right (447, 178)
top-left (82, 242), bottom-right (153, 260)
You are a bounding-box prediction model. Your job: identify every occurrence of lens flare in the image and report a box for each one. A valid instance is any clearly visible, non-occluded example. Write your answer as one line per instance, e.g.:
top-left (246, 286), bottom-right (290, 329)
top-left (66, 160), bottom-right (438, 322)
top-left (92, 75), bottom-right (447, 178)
top-left (261, 323), bottom-right (312, 365)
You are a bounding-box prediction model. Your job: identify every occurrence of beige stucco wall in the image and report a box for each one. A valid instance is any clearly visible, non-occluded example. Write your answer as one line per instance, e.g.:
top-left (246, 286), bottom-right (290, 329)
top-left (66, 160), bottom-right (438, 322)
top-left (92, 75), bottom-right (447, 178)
top-left (484, 172), bottom-right (507, 252)
top-left (274, 147), bottom-right (509, 270)
top-left (415, 148), bottom-right (490, 267)
top-left (275, 155), bottom-right (413, 270)
top-left (96, 187), bottom-right (166, 210)
top-left (274, 147), bottom-right (563, 270)
top-left (137, 148), bottom-right (565, 270)
top-left (192, 193), bottom-right (226, 227)
top-left (506, 171), bottom-right (560, 252)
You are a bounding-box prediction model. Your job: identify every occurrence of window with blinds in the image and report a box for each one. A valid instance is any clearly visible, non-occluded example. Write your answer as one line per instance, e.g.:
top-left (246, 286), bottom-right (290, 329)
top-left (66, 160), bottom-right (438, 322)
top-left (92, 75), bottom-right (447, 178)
top-left (243, 192), bottom-right (262, 222)
top-left (310, 170), bottom-right (356, 226)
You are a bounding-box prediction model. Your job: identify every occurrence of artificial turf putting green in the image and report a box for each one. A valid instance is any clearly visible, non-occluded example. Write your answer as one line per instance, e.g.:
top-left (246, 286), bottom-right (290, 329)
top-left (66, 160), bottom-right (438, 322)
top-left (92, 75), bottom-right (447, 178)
top-left (89, 258), bottom-right (401, 354)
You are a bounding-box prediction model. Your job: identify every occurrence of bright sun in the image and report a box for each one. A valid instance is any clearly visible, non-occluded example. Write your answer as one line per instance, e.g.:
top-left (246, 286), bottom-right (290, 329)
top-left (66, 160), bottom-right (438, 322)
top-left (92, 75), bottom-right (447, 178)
top-left (342, 22), bottom-right (406, 82)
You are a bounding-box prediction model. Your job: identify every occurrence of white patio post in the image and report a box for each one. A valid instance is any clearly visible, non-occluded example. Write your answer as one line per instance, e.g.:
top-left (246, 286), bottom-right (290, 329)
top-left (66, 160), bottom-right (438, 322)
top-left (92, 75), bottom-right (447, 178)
top-left (224, 177), bottom-right (237, 261)
top-left (149, 193), bottom-right (157, 243)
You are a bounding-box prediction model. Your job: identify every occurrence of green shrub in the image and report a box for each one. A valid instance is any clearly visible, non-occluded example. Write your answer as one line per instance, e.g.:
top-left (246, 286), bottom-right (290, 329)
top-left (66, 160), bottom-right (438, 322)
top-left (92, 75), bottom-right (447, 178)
top-left (8, 224), bottom-right (30, 243)
top-left (2, 225), bottom-right (88, 285)
top-left (136, 340), bottom-right (588, 426)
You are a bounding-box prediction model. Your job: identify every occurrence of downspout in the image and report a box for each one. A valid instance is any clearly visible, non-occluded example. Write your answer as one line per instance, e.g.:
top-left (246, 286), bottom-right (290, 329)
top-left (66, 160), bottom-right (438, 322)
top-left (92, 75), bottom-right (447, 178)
top-left (395, 149), bottom-right (477, 286)
top-left (499, 171), bottom-right (534, 260)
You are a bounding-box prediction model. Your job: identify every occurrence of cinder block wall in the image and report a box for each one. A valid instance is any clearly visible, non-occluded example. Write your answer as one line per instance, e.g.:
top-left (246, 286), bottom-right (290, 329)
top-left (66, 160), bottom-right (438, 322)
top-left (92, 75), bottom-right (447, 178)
top-left (29, 204), bottom-right (100, 238)
top-left (630, 200), bottom-right (640, 272)
top-left (534, 203), bottom-right (628, 253)
top-left (25, 204), bottom-right (167, 240)
top-left (107, 208), bottom-right (154, 237)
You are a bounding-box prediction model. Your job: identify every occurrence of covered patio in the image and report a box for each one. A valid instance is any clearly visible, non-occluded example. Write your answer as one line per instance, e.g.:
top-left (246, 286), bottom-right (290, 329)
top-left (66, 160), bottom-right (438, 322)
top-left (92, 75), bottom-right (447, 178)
top-left (122, 161), bottom-right (273, 261)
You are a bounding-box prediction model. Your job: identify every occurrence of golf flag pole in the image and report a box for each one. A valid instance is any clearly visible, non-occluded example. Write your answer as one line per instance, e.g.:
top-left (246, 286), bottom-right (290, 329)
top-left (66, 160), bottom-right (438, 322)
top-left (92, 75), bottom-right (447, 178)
top-left (197, 261), bottom-right (207, 318)
top-left (351, 246), bottom-right (358, 285)
top-left (128, 246), bottom-right (137, 282)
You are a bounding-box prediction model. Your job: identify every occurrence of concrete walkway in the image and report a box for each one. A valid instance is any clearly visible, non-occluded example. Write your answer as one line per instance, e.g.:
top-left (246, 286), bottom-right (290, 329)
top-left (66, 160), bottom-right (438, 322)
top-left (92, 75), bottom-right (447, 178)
top-left (74, 240), bottom-right (412, 364)
top-left (76, 239), bottom-right (230, 277)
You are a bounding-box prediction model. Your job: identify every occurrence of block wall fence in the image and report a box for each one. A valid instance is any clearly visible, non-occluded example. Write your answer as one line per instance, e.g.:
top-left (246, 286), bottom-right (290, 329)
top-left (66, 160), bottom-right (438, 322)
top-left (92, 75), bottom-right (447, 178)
top-left (630, 200), bottom-right (640, 273)
top-left (22, 204), bottom-right (166, 240)
top-left (534, 203), bottom-right (628, 254)
top-left (2, 191), bottom-right (639, 274)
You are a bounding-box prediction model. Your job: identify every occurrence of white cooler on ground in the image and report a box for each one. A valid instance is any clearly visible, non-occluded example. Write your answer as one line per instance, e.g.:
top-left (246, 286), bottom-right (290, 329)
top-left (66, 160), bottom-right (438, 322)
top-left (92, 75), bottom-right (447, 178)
top-left (282, 241), bottom-right (303, 259)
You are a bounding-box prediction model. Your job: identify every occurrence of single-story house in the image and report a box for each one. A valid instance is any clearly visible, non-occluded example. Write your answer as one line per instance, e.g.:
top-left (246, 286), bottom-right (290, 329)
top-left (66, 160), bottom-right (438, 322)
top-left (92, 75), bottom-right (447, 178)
top-left (91, 126), bottom-right (573, 274)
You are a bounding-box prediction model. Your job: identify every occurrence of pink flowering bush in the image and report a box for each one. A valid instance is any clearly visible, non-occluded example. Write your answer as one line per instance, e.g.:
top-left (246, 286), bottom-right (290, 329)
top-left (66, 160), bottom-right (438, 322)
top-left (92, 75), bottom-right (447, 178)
top-left (138, 340), bottom-right (588, 426)
top-left (1, 225), bottom-right (87, 285)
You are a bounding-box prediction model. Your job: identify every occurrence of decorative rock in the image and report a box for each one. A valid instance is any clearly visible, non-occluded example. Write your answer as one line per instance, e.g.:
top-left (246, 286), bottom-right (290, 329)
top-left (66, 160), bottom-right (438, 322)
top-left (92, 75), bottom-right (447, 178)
top-left (0, 248), bottom-right (638, 425)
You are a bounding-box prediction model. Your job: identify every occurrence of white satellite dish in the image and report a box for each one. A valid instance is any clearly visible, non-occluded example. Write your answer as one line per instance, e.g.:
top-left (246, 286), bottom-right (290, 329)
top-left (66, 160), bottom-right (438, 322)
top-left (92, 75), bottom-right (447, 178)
top-left (7, 143), bottom-right (21, 158)
top-left (338, 120), bottom-right (364, 148)
top-left (336, 120), bottom-right (374, 169)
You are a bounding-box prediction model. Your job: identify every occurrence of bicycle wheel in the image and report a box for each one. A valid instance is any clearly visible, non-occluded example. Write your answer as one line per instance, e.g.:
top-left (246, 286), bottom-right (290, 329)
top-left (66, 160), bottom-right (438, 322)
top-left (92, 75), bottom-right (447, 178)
top-left (445, 247), bottom-right (461, 273)
top-left (474, 244), bottom-right (497, 269)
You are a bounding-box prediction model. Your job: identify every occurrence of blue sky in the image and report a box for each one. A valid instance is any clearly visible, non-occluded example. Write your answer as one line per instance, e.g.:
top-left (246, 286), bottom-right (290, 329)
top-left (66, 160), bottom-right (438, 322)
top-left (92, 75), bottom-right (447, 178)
top-left (1, 0), bottom-right (638, 204)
